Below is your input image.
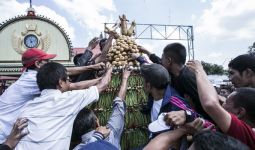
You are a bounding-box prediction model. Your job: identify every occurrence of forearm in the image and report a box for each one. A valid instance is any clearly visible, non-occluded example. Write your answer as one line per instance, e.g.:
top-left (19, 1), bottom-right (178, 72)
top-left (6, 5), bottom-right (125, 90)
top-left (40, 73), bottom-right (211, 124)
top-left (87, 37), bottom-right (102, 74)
top-left (96, 70), bottom-right (112, 93)
top-left (95, 36), bottom-right (114, 63)
top-left (69, 78), bottom-right (101, 90)
top-left (67, 66), bottom-right (94, 76)
top-left (107, 98), bottom-right (126, 136)
top-left (144, 128), bottom-right (186, 150)
top-left (195, 70), bottom-right (219, 111)
top-left (149, 54), bottom-right (161, 64)
top-left (117, 78), bottom-right (128, 100)
top-left (195, 69), bottom-right (231, 132)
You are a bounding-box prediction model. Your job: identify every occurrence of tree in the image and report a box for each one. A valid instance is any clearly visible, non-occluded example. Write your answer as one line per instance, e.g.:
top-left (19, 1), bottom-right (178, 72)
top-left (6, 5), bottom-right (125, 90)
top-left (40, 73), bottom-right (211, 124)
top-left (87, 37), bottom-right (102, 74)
top-left (201, 61), bottom-right (225, 75)
top-left (248, 42), bottom-right (255, 56)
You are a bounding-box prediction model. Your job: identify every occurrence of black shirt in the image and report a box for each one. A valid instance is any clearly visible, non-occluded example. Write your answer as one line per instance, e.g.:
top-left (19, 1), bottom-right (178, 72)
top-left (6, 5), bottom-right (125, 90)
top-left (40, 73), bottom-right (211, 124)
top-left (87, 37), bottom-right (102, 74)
top-left (171, 66), bottom-right (212, 120)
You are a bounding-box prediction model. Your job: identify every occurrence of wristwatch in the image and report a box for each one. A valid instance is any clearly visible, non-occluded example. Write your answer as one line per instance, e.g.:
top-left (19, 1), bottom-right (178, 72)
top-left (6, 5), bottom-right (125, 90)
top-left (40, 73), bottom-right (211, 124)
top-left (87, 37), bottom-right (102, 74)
top-left (185, 110), bottom-right (195, 123)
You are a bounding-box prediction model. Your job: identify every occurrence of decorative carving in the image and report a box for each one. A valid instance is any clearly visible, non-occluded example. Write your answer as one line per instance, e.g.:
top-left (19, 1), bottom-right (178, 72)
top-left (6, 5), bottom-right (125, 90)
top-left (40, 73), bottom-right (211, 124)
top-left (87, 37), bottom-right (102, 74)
top-left (11, 24), bottom-right (51, 54)
top-left (21, 24), bottom-right (41, 36)
top-left (40, 32), bottom-right (50, 52)
top-left (12, 30), bottom-right (24, 54)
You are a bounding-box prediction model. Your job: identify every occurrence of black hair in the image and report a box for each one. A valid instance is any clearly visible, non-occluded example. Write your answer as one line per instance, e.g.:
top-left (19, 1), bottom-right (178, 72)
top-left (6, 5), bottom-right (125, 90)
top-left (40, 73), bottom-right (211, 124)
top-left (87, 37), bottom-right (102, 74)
top-left (228, 54), bottom-right (255, 74)
top-left (193, 130), bottom-right (250, 150)
top-left (140, 63), bottom-right (170, 89)
top-left (163, 43), bottom-right (187, 65)
top-left (99, 38), bottom-right (107, 51)
top-left (26, 64), bottom-right (36, 70)
top-left (73, 54), bottom-right (83, 66)
top-left (72, 107), bottom-right (97, 140)
top-left (232, 87), bottom-right (255, 123)
top-left (36, 62), bottom-right (67, 91)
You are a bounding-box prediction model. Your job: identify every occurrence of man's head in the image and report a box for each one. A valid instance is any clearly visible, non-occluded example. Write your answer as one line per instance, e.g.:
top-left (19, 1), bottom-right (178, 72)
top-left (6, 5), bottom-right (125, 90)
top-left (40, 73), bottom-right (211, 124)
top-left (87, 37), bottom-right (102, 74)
top-left (36, 62), bottom-right (70, 92)
top-left (22, 48), bottom-right (56, 71)
top-left (228, 54), bottom-right (255, 88)
top-left (72, 108), bottom-right (98, 140)
top-left (222, 87), bottom-right (255, 124)
top-left (161, 43), bottom-right (187, 72)
top-left (188, 130), bottom-right (249, 150)
top-left (140, 64), bottom-right (170, 92)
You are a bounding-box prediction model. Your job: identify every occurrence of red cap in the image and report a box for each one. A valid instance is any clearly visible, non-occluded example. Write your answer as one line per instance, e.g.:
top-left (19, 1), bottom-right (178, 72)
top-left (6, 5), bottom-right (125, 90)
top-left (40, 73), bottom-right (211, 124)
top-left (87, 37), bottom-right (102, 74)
top-left (21, 48), bottom-right (56, 71)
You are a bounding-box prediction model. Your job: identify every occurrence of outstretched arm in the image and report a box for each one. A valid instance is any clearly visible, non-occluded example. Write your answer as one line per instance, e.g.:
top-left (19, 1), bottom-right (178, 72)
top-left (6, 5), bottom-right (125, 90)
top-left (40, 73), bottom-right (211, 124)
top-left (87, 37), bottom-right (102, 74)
top-left (144, 118), bottom-right (205, 150)
top-left (69, 77), bottom-right (102, 90)
top-left (95, 35), bottom-right (114, 64)
top-left (186, 60), bottom-right (231, 133)
top-left (117, 67), bottom-right (131, 100)
top-left (95, 63), bottom-right (112, 93)
top-left (144, 128), bottom-right (186, 150)
top-left (67, 62), bottom-right (105, 76)
top-left (137, 45), bottom-right (161, 64)
top-left (106, 67), bottom-right (131, 145)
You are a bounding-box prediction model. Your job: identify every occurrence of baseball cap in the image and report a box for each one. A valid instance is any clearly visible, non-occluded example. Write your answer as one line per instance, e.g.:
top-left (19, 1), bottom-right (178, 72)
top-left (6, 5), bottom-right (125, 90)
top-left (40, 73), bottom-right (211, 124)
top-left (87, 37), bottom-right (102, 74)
top-left (148, 113), bottom-right (171, 133)
top-left (79, 140), bottom-right (118, 150)
top-left (21, 48), bottom-right (56, 71)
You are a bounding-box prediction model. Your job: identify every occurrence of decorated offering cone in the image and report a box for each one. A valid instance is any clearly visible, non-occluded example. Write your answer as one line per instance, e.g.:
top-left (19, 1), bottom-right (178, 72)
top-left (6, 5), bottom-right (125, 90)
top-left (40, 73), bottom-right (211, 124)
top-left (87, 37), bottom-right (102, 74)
top-left (91, 14), bottom-right (150, 149)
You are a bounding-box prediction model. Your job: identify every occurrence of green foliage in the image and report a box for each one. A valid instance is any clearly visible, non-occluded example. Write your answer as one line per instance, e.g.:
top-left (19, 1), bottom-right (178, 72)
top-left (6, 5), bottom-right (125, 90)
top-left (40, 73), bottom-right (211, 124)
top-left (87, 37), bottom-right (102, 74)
top-left (248, 42), bottom-right (255, 56)
top-left (201, 61), bottom-right (225, 75)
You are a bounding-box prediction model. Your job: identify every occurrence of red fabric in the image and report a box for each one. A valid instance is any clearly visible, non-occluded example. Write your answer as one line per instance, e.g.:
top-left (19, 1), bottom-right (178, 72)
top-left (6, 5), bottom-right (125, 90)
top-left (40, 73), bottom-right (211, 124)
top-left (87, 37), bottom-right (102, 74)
top-left (21, 48), bottom-right (56, 71)
top-left (227, 113), bottom-right (255, 149)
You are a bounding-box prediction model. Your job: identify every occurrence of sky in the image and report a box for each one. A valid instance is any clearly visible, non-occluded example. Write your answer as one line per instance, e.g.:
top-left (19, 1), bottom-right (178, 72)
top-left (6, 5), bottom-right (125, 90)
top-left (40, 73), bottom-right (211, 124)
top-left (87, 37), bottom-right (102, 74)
top-left (0, 0), bottom-right (255, 68)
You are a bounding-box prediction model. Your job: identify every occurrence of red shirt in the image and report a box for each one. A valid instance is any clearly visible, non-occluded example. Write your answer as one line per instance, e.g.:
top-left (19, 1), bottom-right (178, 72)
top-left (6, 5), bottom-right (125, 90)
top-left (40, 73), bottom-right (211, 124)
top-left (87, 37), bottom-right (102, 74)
top-left (227, 114), bottom-right (255, 149)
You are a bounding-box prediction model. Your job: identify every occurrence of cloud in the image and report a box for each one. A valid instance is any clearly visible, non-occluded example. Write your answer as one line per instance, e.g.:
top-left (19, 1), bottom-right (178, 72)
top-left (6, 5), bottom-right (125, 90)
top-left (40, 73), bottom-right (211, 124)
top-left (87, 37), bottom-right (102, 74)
top-left (208, 52), bottom-right (223, 58)
top-left (200, 0), bottom-right (207, 3)
top-left (191, 14), bottom-right (197, 21)
top-left (196, 0), bottom-right (255, 40)
top-left (52, 0), bottom-right (116, 39)
top-left (0, 0), bottom-right (75, 40)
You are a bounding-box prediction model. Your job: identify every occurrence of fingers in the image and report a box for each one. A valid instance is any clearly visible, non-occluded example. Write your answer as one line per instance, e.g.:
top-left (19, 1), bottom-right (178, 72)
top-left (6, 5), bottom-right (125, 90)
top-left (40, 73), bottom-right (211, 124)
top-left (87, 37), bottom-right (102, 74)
top-left (90, 37), bottom-right (99, 43)
top-left (202, 124), bottom-right (215, 131)
top-left (164, 113), bottom-right (177, 126)
top-left (122, 65), bottom-right (131, 79)
top-left (17, 118), bottom-right (28, 130)
top-left (131, 53), bottom-right (140, 59)
top-left (164, 111), bottom-right (186, 126)
top-left (192, 118), bottom-right (204, 131)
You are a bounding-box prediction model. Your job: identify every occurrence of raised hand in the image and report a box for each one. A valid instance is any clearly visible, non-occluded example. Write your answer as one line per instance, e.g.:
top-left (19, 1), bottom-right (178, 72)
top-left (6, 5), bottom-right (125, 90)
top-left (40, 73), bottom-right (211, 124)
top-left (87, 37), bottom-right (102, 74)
top-left (96, 126), bottom-right (110, 138)
top-left (131, 53), bottom-right (140, 60)
top-left (122, 65), bottom-right (131, 79)
top-left (164, 110), bottom-right (186, 126)
top-left (91, 62), bottom-right (105, 70)
top-left (182, 118), bottom-right (205, 134)
top-left (88, 37), bottom-right (100, 50)
top-left (137, 45), bottom-right (152, 56)
top-left (186, 60), bottom-right (205, 75)
top-left (4, 118), bottom-right (29, 149)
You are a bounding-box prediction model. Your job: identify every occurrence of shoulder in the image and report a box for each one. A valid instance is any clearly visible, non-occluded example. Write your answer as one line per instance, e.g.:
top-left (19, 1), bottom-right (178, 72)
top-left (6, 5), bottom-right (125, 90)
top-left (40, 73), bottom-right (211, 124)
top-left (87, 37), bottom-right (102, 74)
top-left (227, 114), bottom-right (255, 143)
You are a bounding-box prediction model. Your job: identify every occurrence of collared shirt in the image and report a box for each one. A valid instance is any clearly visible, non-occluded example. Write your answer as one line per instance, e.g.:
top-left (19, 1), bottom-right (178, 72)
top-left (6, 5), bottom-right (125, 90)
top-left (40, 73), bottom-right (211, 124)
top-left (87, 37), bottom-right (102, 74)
top-left (74, 97), bottom-right (126, 150)
top-left (151, 99), bottom-right (163, 122)
top-left (15, 86), bottom-right (99, 150)
top-left (0, 70), bottom-right (39, 143)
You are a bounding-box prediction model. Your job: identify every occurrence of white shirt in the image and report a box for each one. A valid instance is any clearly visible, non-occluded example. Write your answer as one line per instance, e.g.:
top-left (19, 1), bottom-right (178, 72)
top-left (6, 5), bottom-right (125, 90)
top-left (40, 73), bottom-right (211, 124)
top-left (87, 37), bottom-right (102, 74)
top-left (0, 70), bottom-right (40, 143)
top-left (151, 99), bottom-right (163, 122)
top-left (15, 86), bottom-right (99, 150)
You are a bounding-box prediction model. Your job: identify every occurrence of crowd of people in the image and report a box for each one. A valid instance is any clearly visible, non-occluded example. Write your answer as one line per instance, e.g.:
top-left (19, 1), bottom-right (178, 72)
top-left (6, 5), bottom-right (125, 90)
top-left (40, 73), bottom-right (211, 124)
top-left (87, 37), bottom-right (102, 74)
top-left (0, 34), bottom-right (254, 150)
